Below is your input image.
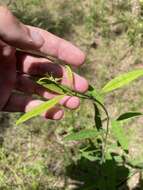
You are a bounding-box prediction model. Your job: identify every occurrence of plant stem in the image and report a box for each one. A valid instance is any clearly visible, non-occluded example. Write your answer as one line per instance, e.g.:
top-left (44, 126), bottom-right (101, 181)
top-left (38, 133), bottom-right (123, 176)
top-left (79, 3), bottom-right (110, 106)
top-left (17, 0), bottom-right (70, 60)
top-left (73, 91), bottom-right (110, 163)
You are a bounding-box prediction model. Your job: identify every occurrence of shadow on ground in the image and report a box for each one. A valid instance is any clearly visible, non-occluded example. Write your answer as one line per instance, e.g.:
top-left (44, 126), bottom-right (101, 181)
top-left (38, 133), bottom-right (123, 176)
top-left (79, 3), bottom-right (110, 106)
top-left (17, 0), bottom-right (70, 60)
top-left (66, 156), bottom-right (143, 190)
top-left (65, 141), bottom-right (143, 190)
top-left (66, 156), bottom-right (131, 190)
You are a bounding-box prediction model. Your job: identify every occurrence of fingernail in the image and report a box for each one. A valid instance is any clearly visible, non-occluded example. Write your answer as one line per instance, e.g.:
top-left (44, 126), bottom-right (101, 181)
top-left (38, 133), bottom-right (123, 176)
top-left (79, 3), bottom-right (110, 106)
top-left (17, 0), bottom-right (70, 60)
top-left (30, 30), bottom-right (44, 47)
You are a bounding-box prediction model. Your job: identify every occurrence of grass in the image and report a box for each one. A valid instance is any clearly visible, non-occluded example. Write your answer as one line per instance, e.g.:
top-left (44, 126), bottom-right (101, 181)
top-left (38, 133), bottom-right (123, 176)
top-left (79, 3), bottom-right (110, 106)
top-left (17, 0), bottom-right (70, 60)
top-left (1, 0), bottom-right (143, 189)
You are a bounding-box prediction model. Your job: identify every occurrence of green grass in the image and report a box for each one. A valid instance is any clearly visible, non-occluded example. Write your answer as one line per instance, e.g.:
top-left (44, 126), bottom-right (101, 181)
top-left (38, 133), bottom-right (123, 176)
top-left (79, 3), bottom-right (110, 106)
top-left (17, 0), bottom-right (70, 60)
top-left (1, 0), bottom-right (143, 189)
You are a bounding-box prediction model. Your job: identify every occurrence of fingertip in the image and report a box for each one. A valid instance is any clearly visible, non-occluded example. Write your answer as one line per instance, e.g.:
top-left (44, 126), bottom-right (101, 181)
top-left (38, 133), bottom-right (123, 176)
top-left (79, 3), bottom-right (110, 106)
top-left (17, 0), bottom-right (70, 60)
top-left (66, 96), bottom-right (80, 109)
top-left (53, 109), bottom-right (64, 120)
top-left (60, 96), bottom-right (80, 109)
top-left (78, 50), bottom-right (86, 66)
top-left (74, 74), bottom-right (89, 93)
top-left (44, 108), bottom-right (64, 120)
top-left (59, 40), bottom-right (86, 66)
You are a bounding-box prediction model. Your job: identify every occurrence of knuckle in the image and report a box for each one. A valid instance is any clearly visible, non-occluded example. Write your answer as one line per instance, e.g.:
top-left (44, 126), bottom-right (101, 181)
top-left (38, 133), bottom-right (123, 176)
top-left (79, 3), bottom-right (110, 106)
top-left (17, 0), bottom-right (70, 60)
top-left (4, 46), bottom-right (15, 57)
top-left (0, 45), bottom-right (15, 60)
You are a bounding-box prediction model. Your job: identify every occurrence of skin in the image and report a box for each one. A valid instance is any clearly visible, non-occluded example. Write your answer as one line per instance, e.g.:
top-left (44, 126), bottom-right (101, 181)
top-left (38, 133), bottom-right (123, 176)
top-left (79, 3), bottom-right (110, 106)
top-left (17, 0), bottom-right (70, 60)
top-left (0, 6), bottom-right (88, 120)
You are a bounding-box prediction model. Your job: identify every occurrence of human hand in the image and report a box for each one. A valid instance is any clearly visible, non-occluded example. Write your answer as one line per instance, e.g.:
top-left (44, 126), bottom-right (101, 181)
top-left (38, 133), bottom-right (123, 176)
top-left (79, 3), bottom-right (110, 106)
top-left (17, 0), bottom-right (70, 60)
top-left (0, 6), bottom-right (88, 120)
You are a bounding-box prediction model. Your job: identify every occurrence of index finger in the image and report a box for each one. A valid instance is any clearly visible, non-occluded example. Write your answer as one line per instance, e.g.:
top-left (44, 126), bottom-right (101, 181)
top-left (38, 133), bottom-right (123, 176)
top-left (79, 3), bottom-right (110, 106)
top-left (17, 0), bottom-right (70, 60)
top-left (27, 25), bottom-right (86, 66)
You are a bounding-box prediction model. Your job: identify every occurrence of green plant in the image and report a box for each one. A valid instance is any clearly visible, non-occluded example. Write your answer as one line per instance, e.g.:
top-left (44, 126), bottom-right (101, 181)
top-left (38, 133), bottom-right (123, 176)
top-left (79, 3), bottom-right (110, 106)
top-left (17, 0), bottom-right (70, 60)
top-left (16, 52), bottom-right (143, 189)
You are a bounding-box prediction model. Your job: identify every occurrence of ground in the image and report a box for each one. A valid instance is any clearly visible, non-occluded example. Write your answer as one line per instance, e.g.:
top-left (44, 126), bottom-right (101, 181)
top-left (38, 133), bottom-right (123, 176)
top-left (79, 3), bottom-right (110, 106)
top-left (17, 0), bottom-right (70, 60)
top-left (0, 0), bottom-right (143, 189)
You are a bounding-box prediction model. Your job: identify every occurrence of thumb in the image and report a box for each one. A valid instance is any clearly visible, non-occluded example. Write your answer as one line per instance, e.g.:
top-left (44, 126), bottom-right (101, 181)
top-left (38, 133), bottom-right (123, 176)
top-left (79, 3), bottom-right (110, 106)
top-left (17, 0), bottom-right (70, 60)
top-left (0, 6), bottom-right (44, 49)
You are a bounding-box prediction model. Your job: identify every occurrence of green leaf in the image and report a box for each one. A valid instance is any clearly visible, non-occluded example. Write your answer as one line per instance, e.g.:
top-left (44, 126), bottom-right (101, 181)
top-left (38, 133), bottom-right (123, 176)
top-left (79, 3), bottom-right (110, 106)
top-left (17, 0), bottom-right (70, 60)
top-left (81, 150), bottom-right (100, 161)
top-left (94, 103), bottom-right (102, 130)
top-left (105, 151), bottom-right (112, 160)
top-left (87, 85), bottom-right (104, 103)
top-left (117, 112), bottom-right (143, 121)
top-left (111, 120), bottom-right (129, 151)
top-left (37, 78), bottom-right (66, 94)
top-left (65, 65), bottom-right (73, 87)
top-left (101, 69), bottom-right (143, 93)
top-left (107, 142), bottom-right (119, 151)
top-left (16, 95), bottom-right (65, 125)
top-left (113, 155), bottom-right (123, 163)
top-left (64, 129), bottom-right (99, 141)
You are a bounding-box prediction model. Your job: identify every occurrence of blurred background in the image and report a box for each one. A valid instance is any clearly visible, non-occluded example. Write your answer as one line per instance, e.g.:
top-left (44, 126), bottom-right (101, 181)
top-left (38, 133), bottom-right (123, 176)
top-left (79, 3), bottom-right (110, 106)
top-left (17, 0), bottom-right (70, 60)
top-left (0, 0), bottom-right (143, 189)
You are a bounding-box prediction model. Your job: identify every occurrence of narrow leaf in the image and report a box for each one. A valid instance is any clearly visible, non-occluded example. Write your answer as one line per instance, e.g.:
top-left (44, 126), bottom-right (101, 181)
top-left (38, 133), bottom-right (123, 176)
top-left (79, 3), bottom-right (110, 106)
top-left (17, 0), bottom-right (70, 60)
top-left (37, 78), bottom-right (72, 95)
top-left (105, 151), bottom-right (112, 160)
top-left (117, 112), bottom-right (143, 121)
top-left (16, 95), bottom-right (65, 125)
top-left (111, 120), bottom-right (129, 151)
top-left (65, 65), bottom-right (73, 88)
top-left (37, 78), bottom-right (65, 94)
top-left (94, 103), bottom-right (102, 130)
top-left (113, 155), bottom-right (123, 163)
top-left (64, 129), bottom-right (99, 141)
top-left (87, 85), bottom-right (104, 103)
top-left (81, 151), bottom-right (100, 161)
top-left (102, 69), bottom-right (143, 93)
